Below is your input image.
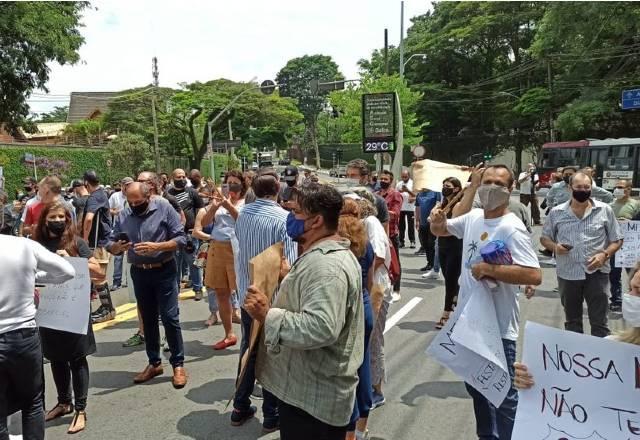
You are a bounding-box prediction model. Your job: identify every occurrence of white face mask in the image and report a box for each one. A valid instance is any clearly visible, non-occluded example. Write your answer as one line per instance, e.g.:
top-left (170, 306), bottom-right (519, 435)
top-left (613, 188), bottom-right (626, 200)
top-left (478, 184), bottom-right (510, 211)
top-left (623, 293), bottom-right (640, 327)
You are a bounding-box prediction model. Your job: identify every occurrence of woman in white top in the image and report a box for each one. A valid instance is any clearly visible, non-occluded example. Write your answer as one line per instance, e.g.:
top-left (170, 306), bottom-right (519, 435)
top-left (201, 170), bottom-right (246, 350)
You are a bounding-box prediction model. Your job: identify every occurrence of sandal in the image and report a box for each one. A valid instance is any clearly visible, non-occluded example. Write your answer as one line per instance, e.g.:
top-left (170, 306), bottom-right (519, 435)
top-left (435, 314), bottom-right (450, 330)
top-left (67, 410), bottom-right (87, 434)
top-left (205, 314), bottom-right (219, 327)
top-left (45, 403), bottom-right (73, 422)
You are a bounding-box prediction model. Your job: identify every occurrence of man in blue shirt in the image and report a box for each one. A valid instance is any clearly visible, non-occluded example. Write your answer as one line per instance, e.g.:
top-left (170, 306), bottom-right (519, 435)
top-left (415, 188), bottom-right (442, 272)
top-left (107, 182), bottom-right (188, 389)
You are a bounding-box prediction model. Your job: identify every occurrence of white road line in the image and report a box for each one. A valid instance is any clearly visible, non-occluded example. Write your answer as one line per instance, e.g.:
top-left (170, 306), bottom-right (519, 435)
top-left (384, 296), bottom-right (423, 334)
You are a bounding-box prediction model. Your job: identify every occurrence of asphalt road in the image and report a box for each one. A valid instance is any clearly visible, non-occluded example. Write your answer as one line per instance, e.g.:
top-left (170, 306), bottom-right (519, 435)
top-left (10, 209), bottom-right (629, 440)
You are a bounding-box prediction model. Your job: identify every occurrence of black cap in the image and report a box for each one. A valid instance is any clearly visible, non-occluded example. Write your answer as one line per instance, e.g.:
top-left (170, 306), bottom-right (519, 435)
top-left (283, 165), bottom-right (299, 182)
top-left (83, 170), bottom-right (99, 185)
top-left (71, 179), bottom-right (84, 189)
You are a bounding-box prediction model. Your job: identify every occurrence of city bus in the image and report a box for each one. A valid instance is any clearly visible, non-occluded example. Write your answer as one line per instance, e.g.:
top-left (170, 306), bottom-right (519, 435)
top-left (538, 138), bottom-right (640, 190)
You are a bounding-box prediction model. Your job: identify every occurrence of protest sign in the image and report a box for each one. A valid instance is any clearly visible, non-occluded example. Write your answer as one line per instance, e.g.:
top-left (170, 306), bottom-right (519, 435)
top-left (36, 257), bottom-right (90, 335)
top-left (616, 220), bottom-right (640, 268)
top-left (412, 159), bottom-right (471, 192)
top-left (426, 286), bottom-right (510, 407)
top-left (512, 322), bottom-right (640, 440)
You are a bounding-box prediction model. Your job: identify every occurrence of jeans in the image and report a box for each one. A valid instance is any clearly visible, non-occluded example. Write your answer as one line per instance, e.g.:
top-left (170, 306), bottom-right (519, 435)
top-left (439, 242), bottom-right (462, 311)
top-left (465, 339), bottom-right (518, 440)
top-left (390, 235), bottom-right (402, 292)
top-left (348, 291), bottom-right (374, 429)
top-left (0, 327), bottom-right (44, 440)
top-left (233, 308), bottom-right (278, 421)
top-left (418, 225), bottom-right (437, 268)
top-left (558, 272), bottom-right (610, 337)
top-left (50, 357), bottom-right (89, 411)
top-left (398, 211), bottom-right (415, 245)
top-left (207, 288), bottom-right (240, 313)
top-left (278, 400), bottom-right (348, 440)
top-left (609, 254), bottom-right (622, 307)
top-left (176, 235), bottom-right (202, 293)
top-left (130, 261), bottom-right (185, 367)
top-left (112, 253), bottom-right (124, 287)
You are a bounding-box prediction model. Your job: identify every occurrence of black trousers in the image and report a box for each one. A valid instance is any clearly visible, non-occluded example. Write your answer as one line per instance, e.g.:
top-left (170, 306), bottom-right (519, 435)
top-left (390, 234), bottom-right (402, 292)
top-left (0, 327), bottom-right (44, 440)
top-left (50, 357), bottom-right (89, 412)
top-left (419, 225), bottom-right (437, 268)
top-left (398, 211), bottom-right (415, 245)
top-left (278, 400), bottom-right (348, 440)
top-left (519, 194), bottom-right (541, 224)
top-left (439, 243), bottom-right (462, 312)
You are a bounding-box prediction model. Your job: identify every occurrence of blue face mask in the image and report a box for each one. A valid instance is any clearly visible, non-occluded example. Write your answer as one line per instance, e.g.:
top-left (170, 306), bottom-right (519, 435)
top-left (286, 211), bottom-right (307, 241)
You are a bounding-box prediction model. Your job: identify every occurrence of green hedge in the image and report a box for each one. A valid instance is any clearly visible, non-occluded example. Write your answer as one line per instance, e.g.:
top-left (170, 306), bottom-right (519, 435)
top-left (0, 144), bottom-right (109, 198)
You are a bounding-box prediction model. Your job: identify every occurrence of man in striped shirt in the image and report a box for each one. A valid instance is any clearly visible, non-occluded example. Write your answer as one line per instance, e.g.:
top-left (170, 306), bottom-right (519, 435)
top-left (541, 171), bottom-right (623, 337)
top-left (231, 169), bottom-right (297, 432)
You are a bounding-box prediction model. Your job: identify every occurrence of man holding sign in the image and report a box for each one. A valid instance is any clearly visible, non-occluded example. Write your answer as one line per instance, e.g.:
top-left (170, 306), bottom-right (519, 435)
top-left (430, 164), bottom-right (541, 440)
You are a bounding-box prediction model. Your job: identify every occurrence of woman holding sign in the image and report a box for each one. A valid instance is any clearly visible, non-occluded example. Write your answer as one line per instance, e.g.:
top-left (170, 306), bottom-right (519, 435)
top-left (33, 201), bottom-right (100, 434)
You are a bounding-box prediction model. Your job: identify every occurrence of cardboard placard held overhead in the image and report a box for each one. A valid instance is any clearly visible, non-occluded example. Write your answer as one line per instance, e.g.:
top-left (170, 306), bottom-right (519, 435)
top-left (233, 242), bottom-right (284, 400)
top-left (412, 159), bottom-right (471, 192)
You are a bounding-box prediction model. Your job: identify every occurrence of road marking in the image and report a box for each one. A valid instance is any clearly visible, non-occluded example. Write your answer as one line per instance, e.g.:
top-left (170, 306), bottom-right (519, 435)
top-left (384, 296), bottom-right (423, 334)
top-left (92, 291), bottom-right (196, 332)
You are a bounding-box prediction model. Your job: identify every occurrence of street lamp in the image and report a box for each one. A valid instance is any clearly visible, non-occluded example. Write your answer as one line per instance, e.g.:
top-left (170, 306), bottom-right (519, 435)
top-left (402, 53), bottom-right (427, 73)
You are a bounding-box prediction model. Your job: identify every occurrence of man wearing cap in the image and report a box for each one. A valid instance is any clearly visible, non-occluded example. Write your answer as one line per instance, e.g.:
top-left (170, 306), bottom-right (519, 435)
top-left (109, 177), bottom-right (134, 290)
top-left (279, 165), bottom-right (299, 210)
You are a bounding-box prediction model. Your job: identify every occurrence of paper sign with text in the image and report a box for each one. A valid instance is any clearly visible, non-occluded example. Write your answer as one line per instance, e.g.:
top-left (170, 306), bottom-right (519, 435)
top-left (426, 286), bottom-right (510, 407)
top-left (512, 322), bottom-right (640, 440)
top-left (36, 257), bottom-right (90, 335)
top-left (616, 220), bottom-right (640, 268)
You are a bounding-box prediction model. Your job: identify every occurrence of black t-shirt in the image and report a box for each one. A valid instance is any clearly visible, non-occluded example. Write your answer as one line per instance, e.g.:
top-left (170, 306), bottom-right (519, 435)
top-left (167, 187), bottom-right (203, 231)
top-left (72, 195), bottom-right (88, 220)
top-left (41, 236), bottom-right (92, 258)
top-left (163, 193), bottom-right (183, 214)
top-left (84, 189), bottom-right (112, 247)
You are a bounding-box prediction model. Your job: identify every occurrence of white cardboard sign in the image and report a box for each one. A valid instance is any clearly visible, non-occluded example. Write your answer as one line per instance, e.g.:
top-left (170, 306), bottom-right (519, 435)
top-left (36, 257), bottom-right (90, 335)
top-left (616, 220), bottom-right (640, 268)
top-left (512, 321), bottom-right (640, 440)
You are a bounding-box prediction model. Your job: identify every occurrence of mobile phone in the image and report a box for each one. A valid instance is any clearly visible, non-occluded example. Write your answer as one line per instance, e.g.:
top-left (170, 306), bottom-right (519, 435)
top-left (560, 243), bottom-right (573, 250)
top-left (117, 232), bottom-right (130, 243)
top-left (221, 184), bottom-right (229, 198)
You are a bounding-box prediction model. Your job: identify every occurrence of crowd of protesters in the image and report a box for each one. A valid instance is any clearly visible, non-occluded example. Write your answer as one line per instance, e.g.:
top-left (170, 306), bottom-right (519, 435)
top-left (1, 156), bottom-right (639, 440)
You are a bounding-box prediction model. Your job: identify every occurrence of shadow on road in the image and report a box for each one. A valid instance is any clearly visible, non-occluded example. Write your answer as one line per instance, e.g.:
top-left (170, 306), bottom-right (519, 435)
top-left (89, 369), bottom-right (170, 396)
top-left (401, 380), bottom-right (470, 405)
top-left (176, 409), bottom-right (267, 440)
top-left (185, 378), bottom-right (236, 405)
top-left (396, 320), bottom-right (438, 334)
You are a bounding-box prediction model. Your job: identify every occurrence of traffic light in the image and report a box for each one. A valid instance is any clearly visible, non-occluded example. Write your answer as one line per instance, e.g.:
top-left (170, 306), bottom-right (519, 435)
top-left (483, 153), bottom-right (493, 161)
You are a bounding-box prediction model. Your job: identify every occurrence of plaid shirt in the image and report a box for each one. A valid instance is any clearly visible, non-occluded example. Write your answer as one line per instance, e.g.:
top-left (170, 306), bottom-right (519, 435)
top-left (377, 188), bottom-right (403, 237)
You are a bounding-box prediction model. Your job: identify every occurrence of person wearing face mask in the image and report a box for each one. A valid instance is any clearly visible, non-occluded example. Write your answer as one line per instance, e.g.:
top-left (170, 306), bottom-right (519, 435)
top-left (33, 201), bottom-right (101, 434)
top-left (244, 184), bottom-right (364, 440)
top-left (231, 169), bottom-right (297, 432)
top-left (279, 165), bottom-right (299, 210)
top-left (167, 168), bottom-right (204, 299)
top-left (517, 163), bottom-right (541, 225)
top-left (430, 164), bottom-right (542, 440)
top-left (396, 168), bottom-right (416, 249)
top-left (376, 170), bottom-right (404, 302)
top-left (22, 176), bottom-right (77, 238)
top-left (106, 182), bottom-right (188, 389)
top-left (578, 167), bottom-right (614, 204)
top-left (514, 267), bottom-right (640, 391)
top-left (200, 170), bottom-right (246, 350)
top-left (541, 172), bottom-right (623, 338)
top-left (608, 180), bottom-right (640, 313)
top-left (544, 166), bottom-right (578, 210)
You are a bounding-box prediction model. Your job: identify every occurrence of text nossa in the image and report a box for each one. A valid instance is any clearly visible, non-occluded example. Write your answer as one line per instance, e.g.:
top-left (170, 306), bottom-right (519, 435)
top-left (542, 343), bottom-right (624, 383)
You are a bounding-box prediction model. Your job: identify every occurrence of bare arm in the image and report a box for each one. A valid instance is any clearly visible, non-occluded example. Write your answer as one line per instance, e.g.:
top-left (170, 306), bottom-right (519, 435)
top-left (192, 208), bottom-right (211, 241)
top-left (473, 262), bottom-right (542, 286)
top-left (453, 164), bottom-right (484, 218)
top-left (82, 212), bottom-right (94, 242)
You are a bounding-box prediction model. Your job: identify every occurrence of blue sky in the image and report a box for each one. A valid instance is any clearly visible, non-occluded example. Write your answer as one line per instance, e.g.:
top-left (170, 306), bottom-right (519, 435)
top-left (28, 0), bottom-right (431, 115)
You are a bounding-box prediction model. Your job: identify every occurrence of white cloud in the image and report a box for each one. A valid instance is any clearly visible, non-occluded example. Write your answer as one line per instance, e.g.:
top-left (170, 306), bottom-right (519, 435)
top-left (28, 0), bottom-right (430, 114)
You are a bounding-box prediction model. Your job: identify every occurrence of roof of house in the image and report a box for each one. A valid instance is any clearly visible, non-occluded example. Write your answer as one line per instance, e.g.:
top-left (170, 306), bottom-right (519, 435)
top-left (21, 122), bottom-right (68, 139)
top-left (67, 92), bottom-right (119, 123)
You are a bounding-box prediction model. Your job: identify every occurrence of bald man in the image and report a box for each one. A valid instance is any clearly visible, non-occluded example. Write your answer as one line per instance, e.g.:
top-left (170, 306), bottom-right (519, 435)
top-left (107, 182), bottom-right (188, 388)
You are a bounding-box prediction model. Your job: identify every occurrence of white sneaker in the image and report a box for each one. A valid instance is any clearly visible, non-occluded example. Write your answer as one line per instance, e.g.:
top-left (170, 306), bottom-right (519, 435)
top-left (391, 292), bottom-right (401, 303)
top-left (422, 270), bottom-right (441, 280)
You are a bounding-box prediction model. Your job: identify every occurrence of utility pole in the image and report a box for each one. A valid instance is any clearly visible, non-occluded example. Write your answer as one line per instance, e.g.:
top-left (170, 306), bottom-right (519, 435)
top-left (399, 1), bottom-right (405, 78)
top-left (151, 57), bottom-right (161, 173)
top-left (391, 1), bottom-right (405, 180)
top-left (384, 28), bottom-right (389, 76)
top-left (547, 59), bottom-right (555, 142)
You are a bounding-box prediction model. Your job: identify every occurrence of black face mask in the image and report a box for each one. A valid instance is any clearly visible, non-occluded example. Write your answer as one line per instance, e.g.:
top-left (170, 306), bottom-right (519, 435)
top-left (47, 221), bottom-right (66, 236)
top-left (563, 175), bottom-right (571, 184)
top-left (173, 179), bottom-right (186, 189)
top-left (572, 190), bottom-right (591, 203)
top-left (379, 181), bottom-right (390, 190)
top-left (286, 180), bottom-right (296, 187)
top-left (131, 200), bottom-right (149, 216)
top-left (442, 187), bottom-right (454, 197)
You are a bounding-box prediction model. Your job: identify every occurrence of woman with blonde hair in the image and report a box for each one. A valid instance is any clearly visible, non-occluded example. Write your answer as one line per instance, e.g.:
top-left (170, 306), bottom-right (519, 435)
top-left (339, 197), bottom-right (375, 440)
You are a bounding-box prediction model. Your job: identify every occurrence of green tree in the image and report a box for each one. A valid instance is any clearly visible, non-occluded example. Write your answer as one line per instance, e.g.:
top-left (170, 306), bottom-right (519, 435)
top-left (34, 106), bottom-right (69, 123)
top-left (0, 2), bottom-right (88, 132)
top-left (105, 133), bottom-right (154, 178)
top-left (63, 118), bottom-right (105, 146)
top-left (276, 55), bottom-right (344, 168)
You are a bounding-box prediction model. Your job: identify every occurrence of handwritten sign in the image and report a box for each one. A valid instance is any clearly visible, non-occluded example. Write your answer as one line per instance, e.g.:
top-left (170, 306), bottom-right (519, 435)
top-left (616, 220), bottom-right (640, 268)
top-left (426, 283), bottom-right (509, 407)
top-left (512, 322), bottom-right (640, 440)
top-left (36, 257), bottom-right (90, 335)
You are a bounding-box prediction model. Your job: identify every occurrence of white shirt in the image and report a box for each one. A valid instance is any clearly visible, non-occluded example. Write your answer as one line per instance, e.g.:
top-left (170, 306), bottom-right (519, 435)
top-left (108, 191), bottom-right (127, 213)
top-left (211, 199), bottom-right (245, 242)
top-left (396, 179), bottom-right (415, 212)
top-left (0, 236), bottom-right (75, 334)
top-left (446, 209), bottom-right (540, 340)
top-left (364, 215), bottom-right (392, 301)
top-left (518, 171), bottom-right (539, 195)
